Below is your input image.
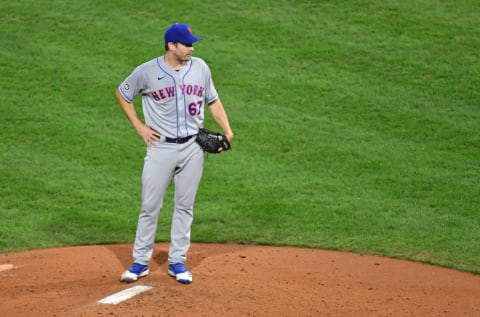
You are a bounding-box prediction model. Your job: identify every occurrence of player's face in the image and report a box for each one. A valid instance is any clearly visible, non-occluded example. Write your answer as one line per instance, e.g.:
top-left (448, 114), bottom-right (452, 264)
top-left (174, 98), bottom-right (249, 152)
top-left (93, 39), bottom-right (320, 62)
top-left (174, 43), bottom-right (194, 62)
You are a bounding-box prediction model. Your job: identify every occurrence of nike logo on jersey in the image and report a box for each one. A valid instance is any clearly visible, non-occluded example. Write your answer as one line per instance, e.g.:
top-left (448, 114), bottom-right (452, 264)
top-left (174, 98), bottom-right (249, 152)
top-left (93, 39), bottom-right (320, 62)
top-left (158, 76), bottom-right (166, 80)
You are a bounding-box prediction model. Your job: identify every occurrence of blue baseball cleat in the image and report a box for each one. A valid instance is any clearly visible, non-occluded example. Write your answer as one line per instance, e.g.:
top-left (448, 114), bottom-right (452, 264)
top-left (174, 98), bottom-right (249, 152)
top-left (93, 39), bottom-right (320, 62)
top-left (168, 263), bottom-right (193, 284)
top-left (120, 263), bottom-right (149, 283)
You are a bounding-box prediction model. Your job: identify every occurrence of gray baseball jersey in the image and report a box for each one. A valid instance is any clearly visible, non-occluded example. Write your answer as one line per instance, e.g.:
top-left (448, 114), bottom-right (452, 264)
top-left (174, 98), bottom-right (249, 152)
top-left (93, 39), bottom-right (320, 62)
top-left (118, 56), bottom-right (218, 138)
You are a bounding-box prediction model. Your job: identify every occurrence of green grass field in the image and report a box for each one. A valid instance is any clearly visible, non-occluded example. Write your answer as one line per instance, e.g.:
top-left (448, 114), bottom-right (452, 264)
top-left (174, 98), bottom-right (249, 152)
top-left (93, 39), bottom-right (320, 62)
top-left (1, 0), bottom-right (479, 274)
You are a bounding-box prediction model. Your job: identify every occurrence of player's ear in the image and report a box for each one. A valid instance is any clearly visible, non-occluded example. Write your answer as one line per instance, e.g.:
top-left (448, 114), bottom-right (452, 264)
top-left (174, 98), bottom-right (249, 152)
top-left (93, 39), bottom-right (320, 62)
top-left (166, 42), bottom-right (177, 51)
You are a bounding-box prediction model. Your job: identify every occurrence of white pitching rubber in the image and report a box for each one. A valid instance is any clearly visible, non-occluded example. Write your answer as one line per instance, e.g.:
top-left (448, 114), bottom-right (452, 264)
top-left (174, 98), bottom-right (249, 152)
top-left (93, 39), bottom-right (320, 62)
top-left (98, 285), bottom-right (152, 304)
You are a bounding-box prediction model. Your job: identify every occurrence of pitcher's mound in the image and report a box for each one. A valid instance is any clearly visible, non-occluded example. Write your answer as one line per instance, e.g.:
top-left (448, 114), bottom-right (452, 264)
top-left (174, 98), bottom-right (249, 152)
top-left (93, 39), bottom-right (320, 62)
top-left (1, 243), bottom-right (478, 316)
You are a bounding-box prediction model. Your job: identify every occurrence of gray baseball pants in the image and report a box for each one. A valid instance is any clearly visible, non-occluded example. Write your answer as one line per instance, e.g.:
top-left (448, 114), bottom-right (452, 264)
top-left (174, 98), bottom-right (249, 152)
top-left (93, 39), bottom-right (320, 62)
top-left (132, 138), bottom-right (204, 265)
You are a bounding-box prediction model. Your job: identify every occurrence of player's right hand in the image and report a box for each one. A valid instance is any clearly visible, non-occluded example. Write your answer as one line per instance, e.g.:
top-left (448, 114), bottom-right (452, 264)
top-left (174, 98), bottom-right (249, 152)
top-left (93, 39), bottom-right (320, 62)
top-left (137, 124), bottom-right (160, 146)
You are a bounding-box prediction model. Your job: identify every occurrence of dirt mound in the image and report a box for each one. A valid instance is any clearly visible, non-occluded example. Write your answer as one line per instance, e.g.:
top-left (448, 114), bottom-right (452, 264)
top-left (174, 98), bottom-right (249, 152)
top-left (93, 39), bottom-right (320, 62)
top-left (1, 243), bottom-right (478, 316)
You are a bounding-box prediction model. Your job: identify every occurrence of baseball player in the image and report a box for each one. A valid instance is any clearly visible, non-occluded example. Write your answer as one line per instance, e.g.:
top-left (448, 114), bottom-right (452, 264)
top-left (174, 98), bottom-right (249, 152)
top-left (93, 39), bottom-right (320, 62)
top-left (116, 23), bottom-right (233, 284)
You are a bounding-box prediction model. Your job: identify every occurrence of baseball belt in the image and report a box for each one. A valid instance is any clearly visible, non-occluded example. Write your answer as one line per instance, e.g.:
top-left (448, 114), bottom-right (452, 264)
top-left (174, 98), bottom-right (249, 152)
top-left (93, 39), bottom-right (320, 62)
top-left (165, 135), bottom-right (195, 144)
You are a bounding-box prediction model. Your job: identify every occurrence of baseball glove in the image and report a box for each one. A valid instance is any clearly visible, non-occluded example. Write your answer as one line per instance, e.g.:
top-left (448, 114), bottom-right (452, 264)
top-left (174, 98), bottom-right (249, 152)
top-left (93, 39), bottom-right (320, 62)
top-left (196, 128), bottom-right (231, 153)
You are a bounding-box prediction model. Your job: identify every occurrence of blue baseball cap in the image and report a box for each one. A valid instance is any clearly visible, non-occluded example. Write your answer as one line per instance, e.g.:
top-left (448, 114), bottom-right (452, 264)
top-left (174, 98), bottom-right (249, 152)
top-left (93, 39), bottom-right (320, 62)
top-left (164, 23), bottom-right (201, 44)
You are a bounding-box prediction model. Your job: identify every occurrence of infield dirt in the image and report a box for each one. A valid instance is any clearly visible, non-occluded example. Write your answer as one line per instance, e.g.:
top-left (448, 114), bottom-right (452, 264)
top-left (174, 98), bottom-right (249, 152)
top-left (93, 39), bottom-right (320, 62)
top-left (1, 243), bottom-right (479, 316)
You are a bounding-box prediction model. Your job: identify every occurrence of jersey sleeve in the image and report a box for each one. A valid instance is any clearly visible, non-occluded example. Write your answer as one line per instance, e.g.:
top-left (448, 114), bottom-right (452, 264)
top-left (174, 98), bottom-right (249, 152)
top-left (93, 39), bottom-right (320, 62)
top-left (204, 63), bottom-right (219, 105)
top-left (118, 64), bottom-right (147, 103)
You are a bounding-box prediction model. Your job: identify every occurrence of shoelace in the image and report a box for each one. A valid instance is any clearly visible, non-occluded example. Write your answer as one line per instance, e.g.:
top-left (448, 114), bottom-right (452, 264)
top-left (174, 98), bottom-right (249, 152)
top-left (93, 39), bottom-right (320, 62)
top-left (171, 263), bottom-right (188, 273)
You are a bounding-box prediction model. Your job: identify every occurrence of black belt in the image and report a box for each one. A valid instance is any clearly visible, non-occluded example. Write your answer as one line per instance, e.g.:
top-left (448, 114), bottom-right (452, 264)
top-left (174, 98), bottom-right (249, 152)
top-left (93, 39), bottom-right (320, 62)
top-left (165, 135), bottom-right (195, 144)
